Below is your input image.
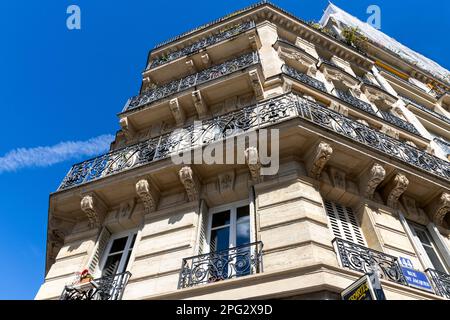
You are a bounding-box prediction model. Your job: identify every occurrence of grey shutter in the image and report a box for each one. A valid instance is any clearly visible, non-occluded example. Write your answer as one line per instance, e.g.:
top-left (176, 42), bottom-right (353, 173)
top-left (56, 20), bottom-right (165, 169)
top-left (324, 200), bottom-right (365, 246)
top-left (88, 227), bottom-right (111, 274)
top-left (197, 200), bottom-right (209, 255)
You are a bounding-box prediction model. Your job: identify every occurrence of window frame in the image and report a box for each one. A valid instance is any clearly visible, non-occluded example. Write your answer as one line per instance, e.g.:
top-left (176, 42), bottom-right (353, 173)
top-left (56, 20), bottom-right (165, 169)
top-left (408, 221), bottom-right (448, 273)
top-left (98, 228), bottom-right (138, 277)
top-left (206, 199), bottom-right (251, 253)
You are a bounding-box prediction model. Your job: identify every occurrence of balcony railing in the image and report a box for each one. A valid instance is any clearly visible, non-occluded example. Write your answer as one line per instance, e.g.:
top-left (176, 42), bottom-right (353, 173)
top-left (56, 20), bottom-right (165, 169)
top-left (401, 95), bottom-right (450, 126)
top-left (60, 272), bottom-right (131, 300)
top-left (178, 242), bottom-right (263, 289)
top-left (379, 110), bottom-right (421, 136)
top-left (426, 268), bottom-right (450, 299)
top-left (282, 64), bottom-right (327, 93)
top-left (124, 51), bottom-right (260, 112)
top-left (334, 89), bottom-right (377, 116)
top-left (58, 93), bottom-right (450, 191)
top-left (332, 238), bottom-right (407, 286)
top-left (147, 21), bottom-right (255, 70)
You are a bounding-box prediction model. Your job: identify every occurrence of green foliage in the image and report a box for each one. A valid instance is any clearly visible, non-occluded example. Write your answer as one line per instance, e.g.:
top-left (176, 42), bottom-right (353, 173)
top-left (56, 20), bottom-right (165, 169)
top-left (341, 26), bottom-right (368, 50)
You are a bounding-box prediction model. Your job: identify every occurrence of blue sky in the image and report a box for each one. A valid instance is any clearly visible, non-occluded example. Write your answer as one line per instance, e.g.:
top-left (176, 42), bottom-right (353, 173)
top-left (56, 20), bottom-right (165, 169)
top-left (0, 0), bottom-right (448, 299)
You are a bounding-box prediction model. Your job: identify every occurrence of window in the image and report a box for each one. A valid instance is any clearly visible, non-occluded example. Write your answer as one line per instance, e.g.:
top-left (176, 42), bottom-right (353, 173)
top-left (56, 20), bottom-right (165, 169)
top-left (324, 200), bottom-right (366, 246)
top-left (409, 223), bottom-right (448, 273)
top-left (100, 231), bottom-right (137, 277)
top-left (208, 201), bottom-right (251, 252)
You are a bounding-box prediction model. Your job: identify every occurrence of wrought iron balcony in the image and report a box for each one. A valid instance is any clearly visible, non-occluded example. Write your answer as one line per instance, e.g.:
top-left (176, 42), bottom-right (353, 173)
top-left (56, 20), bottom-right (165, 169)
top-left (426, 268), bottom-right (450, 299)
top-left (125, 51), bottom-right (260, 112)
top-left (59, 93), bottom-right (450, 191)
top-left (332, 238), bottom-right (407, 286)
top-left (281, 64), bottom-right (327, 93)
top-left (147, 21), bottom-right (256, 70)
top-left (60, 272), bottom-right (131, 300)
top-left (178, 242), bottom-right (263, 289)
top-left (379, 110), bottom-right (421, 136)
top-left (401, 95), bottom-right (450, 126)
top-left (334, 89), bottom-right (377, 116)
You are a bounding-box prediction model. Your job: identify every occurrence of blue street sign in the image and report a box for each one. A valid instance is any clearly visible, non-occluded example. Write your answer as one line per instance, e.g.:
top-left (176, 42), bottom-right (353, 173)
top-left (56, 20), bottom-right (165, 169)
top-left (400, 266), bottom-right (434, 293)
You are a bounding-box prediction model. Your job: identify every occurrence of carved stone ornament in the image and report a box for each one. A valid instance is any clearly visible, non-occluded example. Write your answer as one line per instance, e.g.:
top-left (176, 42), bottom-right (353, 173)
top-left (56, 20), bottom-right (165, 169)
top-left (218, 171), bottom-right (235, 194)
top-left (169, 98), bottom-right (186, 126)
top-left (179, 166), bottom-right (199, 202)
top-left (309, 141), bottom-right (333, 179)
top-left (80, 193), bottom-right (107, 228)
top-left (245, 147), bottom-right (261, 183)
top-left (192, 90), bottom-right (208, 117)
top-left (384, 174), bottom-right (409, 208)
top-left (362, 163), bottom-right (386, 199)
top-left (135, 179), bottom-right (159, 213)
top-left (426, 192), bottom-right (450, 226)
top-left (249, 70), bottom-right (264, 99)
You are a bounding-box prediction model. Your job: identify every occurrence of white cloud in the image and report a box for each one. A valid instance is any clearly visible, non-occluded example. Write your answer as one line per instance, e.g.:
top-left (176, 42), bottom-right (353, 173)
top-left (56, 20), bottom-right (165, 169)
top-left (0, 134), bottom-right (114, 174)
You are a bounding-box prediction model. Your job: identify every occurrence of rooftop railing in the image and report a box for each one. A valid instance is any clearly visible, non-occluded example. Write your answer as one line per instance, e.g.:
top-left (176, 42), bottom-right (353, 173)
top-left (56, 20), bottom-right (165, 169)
top-left (147, 21), bottom-right (255, 70)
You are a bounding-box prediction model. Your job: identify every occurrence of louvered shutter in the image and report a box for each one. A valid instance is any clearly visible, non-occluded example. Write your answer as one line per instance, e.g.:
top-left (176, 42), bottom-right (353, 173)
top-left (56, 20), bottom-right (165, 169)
top-left (324, 200), bottom-right (365, 246)
top-left (87, 227), bottom-right (111, 276)
top-left (197, 200), bottom-right (210, 255)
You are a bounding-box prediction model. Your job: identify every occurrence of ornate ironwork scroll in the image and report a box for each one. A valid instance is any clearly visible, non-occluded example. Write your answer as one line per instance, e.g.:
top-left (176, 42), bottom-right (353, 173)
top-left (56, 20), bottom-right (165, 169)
top-left (178, 242), bottom-right (263, 289)
top-left (426, 268), bottom-right (450, 299)
top-left (282, 64), bottom-right (327, 93)
top-left (332, 238), bottom-right (407, 285)
top-left (60, 272), bottom-right (131, 300)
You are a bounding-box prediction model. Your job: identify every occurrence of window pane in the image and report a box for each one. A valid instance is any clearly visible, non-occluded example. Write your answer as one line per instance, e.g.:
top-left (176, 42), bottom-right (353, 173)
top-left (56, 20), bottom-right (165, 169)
top-left (109, 237), bottom-right (128, 253)
top-left (414, 228), bottom-right (431, 245)
top-left (102, 254), bottom-right (122, 277)
top-left (423, 245), bottom-right (447, 273)
top-left (212, 210), bottom-right (230, 228)
top-left (237, 206), bottom-right (249, 223)
top-left (210, 227), bottom-right (230, 252)
top-left (237, 206), bottom-right (250, 246)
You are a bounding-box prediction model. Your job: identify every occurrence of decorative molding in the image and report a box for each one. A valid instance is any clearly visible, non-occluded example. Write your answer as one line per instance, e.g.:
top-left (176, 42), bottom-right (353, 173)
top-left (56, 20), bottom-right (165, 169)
top-left (135, 178), bottom-right (159, 213)
top-left (169, 98), bottom-right (186, 126)
top-left (330, 167), bottom-right (346, 190)
top-left (249, 35), bottom-right (258, 50)
top-left (218, 171), bottom-right (235, 194)
top-left (192, 90), bottom-right (208, 117)
top-left (383, 174), bottom-right (409, 208)
top-left (380, 125), bottom-right (400, 139)
top-left (248, 70), bottom-right (264, 99)
top-left (245, 147), bottom-right (261, 183)
top-left (80, 192), bottom-right (107, 228)
top-left (308, 141), bottom-right (333, 179)
top-left (179, 166), bottom-right (199, 202)
top-left (360, 163), bottom-right (386, 199)
top-left (426, 192), bottom-right (450, 226)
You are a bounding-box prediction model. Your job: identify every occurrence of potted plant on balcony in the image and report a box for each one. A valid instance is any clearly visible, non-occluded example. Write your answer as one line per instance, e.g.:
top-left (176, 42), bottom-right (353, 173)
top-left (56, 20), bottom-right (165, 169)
top-left (78, 269), bottom-right (94, 284)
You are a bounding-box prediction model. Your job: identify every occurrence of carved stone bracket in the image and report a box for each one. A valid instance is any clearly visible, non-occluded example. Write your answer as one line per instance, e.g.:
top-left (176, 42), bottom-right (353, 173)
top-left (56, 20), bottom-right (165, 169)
top-left (80, 192), bottom-right (107, 228)
top-left (307, 141), bottom-right (333, 180)
top-left (200, 53), bottom-right (211, 67)
top-left (185, 59), bottom-right (196, 73)
top-left (179, 166), bottom-right (200, 202)
top-left (169, 98), bottom-right (186, 126)
top-left (329, 101), bottom-right (348, 116)
top-left (245, 147), bottom-right (261, 183)
top-left (218, 170), bottom-right (235, 194)
top-left (248, 35), bottom-right (258, 50)
top-left (135, 178), bottom-right (159, 214)
top-left (383, 173), bottom-right (409, 208)
top-left (359, 163), bottom-right (386, 199)
top-left (119, 117), bottom-right (136, 141)
top-left (192, 90), bottom-right (208, 118)
top-left (426, 192), bottom-right (450, 226)
top-left (249, 70), bottom-right (264, 100)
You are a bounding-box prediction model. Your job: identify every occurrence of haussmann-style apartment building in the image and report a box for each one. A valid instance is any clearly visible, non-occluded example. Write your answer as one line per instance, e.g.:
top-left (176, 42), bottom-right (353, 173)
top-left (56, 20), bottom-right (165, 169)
top-left (36, 2), bottom-right (450, 300)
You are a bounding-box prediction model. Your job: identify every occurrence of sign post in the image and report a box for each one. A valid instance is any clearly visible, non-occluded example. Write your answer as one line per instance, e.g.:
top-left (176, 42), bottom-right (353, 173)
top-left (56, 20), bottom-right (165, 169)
top-left (341, 263), bottom-right (386, 300)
